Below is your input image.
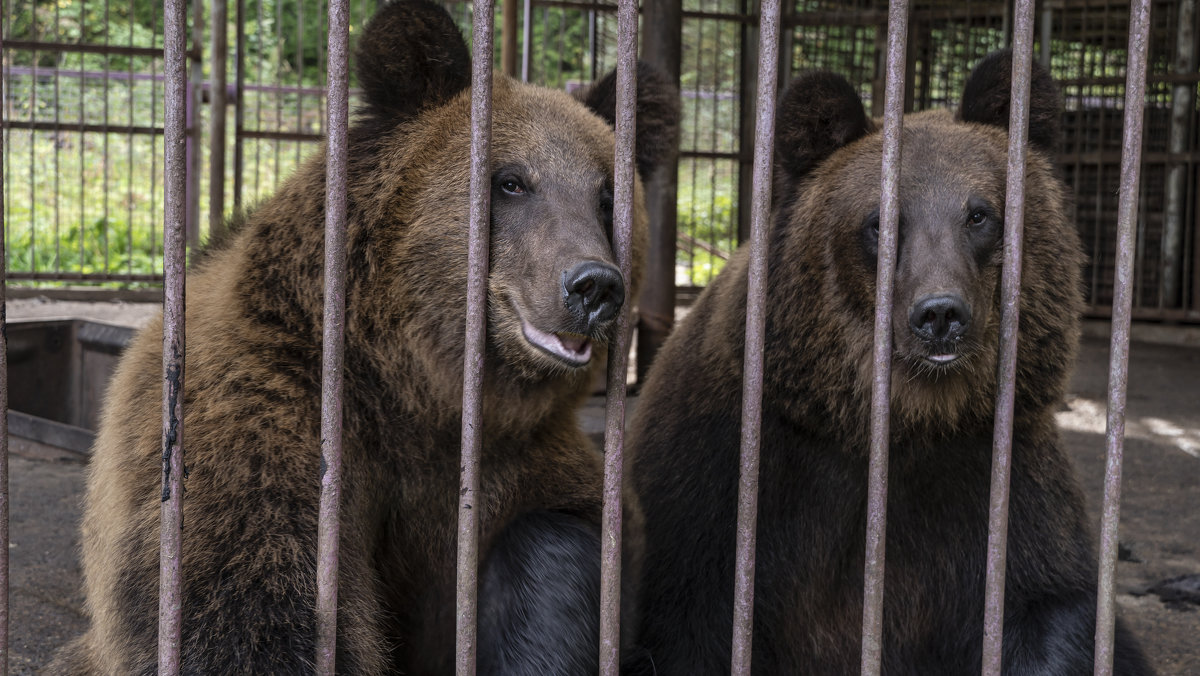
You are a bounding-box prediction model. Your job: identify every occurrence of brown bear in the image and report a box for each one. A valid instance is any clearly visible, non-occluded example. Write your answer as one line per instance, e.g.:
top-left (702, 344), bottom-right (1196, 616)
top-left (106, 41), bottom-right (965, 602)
top-left (49, 1), bottom-right (678, 673)
top-left (628, 51), bottom-right (1152, 675)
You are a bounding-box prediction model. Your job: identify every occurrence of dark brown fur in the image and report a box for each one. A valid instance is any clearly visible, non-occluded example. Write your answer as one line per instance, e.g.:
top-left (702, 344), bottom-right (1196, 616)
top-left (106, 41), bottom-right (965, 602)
top-left (49, 1), bottom-right (678, 673)
top-left (629, 51), bottom-right (1152, 675)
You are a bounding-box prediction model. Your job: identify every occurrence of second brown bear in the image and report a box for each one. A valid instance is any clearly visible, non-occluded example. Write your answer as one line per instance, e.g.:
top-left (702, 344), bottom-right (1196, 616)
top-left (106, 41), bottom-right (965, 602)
top-left (629, 52), bottom-right (1152, 675)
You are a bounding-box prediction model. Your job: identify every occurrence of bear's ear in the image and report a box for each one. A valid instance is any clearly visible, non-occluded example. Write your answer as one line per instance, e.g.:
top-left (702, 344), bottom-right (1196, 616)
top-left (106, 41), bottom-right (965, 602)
top-left (958, 49), bottom-right (1061, 152)
top-left (355, 0), bottom-right (471, 122)
top-left (773, 71), bottom-right (871, 183)
top-left (578, 62), bottom-right (682, 178)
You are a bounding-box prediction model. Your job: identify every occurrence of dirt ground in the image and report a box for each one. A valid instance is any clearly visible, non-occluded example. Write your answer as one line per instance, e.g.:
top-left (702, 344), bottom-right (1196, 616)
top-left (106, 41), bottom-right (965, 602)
top-left (6, 298), bottom-right (1200, 673)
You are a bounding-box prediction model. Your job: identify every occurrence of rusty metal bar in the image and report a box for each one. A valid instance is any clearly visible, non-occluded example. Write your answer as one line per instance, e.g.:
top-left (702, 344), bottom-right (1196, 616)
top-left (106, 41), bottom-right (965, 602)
top-left (728, 0), bottom-right (779, 673)
top-left (1094, 0), bottom-right (1152, 672)
top-left (158, 0), bottom-right (189, 666)
top-left (981, 1), bottom-right (1037, 673)
top-left (1, 120), bottom-right (165, 136)
top-left (859, 0), bottom-right (909, 673)
top-left (598, 0), bottom-right (638, 672)
top-left (457, 0), bottom-right (495, 672)
top-left (1, 39), bottom-right (163, 57)
top-left (1, 33), bottom-right (10, 675)
top-left (5, 272), bottom-right (163, 282)
top-left (209, 0), bottom-right (228, 240)
top-left (314, 0), bottom-right (350, 670)
top-left (233, 0), bottom-right (246, 210)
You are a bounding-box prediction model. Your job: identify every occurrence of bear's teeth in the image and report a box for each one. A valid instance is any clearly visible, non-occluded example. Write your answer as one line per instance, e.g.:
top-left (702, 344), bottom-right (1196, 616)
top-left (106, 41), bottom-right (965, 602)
top-left (928, 353), bottom-right (958, 364)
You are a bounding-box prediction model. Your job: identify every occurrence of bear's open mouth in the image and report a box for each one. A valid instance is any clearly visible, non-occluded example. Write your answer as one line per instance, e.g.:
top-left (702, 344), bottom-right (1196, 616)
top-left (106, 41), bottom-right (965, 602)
top-left (925, 353), bottom-right (959, 365)
top-left (521, 319), bottom-right (593, 367)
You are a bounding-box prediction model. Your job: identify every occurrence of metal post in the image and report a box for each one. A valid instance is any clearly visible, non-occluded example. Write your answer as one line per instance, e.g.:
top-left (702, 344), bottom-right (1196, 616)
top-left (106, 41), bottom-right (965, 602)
top-left (729, 0), bottom-right (779, 673)
top-left (502, 0), bottom-right (518, 78)
top-left (159, 0), bottom-right (189, 667)
top-left (521, 0), bottom-right (532, 82)
top-left (457, 0), bottom-right (495, 672)
top-left (1094, 1), bottom-right (1151, 672)
top-left (315, 0), bottom-right (350, 669)
top-left (0, 36), bottom-right (9, 675)
top-left (1162, 0), bottom-right (1195, 309)
top-left (598, 1), bottom-right (638, 672)
top-left (736, 0), bottom-right (757, 246)
top-left (636, 0), bottom-right (681, 384)
top-left (185, 0), bottom-right (203, 249)
top-left (980, 1), bottom-right (1036, 673)
top-left (209, 0), bottom-right (229, 240)
top-left (860, 1), bottom-right (909, 673)
top-left (233, 0), bottom-right (246, 210)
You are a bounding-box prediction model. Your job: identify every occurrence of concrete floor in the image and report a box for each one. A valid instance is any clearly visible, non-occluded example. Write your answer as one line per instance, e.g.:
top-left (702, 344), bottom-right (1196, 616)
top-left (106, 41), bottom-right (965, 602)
top-left (6, 298), bottom-right (1200, 673)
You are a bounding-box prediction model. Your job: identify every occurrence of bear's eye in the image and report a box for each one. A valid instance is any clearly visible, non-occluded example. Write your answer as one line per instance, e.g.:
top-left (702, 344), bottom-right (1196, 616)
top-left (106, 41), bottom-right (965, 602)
top-left (500, 179), bottom-right (526, 196)
top-left (968, 209), bottom-right (987, 227)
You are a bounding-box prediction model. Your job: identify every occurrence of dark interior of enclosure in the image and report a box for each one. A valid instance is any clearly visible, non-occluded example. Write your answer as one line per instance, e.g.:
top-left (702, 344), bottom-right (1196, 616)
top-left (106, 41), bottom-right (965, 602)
top-left (5, 319), bottom-right (132, 453)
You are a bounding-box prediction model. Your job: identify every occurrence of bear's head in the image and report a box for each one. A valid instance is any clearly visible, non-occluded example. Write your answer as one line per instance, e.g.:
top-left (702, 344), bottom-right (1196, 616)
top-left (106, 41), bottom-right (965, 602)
top-left (770, 51), bottom-right (1083, 432)
top-left (337, 0), bottom-right (679, 422)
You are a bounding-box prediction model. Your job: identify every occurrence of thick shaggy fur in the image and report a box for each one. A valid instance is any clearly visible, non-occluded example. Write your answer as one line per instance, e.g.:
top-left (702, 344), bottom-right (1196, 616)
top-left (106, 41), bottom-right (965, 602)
top-left (629, 51), bottom-right (1152, 675)
top-left (50, 1), bottom-right (678, 673)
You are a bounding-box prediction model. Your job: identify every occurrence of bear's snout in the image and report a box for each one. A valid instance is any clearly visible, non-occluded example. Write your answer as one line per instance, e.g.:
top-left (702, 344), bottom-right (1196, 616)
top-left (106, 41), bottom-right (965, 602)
top-left (908, 293), bottom-right (971, 344)
top-left (563, 261), bottom-right (625, 331)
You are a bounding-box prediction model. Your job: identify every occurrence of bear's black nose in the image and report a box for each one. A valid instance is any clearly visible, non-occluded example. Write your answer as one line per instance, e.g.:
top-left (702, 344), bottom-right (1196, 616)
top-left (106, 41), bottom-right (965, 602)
top-left (909, 294), bottom-right (971, 342)
top-left (564, 261), bottom-right (625, 330)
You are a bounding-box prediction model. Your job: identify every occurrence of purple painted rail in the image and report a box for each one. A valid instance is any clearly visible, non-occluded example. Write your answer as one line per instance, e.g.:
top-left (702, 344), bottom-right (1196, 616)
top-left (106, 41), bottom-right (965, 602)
top-left (980, 1), bottom-right (1036, 673)
top-left (728, 0), bottom-right (780, 673)
top-left (158, 0), bottom-right (188, 667)
top-left (597, 0), bottom-right (638, 672)
top-left (457, 0), bottom-right (495, 672)
top-left (314, 0), bottom-right (350, 669)
top-left (859, 1), bottom-right (909, 673)
top-left (1094, 1), bottom-right (1152, 674)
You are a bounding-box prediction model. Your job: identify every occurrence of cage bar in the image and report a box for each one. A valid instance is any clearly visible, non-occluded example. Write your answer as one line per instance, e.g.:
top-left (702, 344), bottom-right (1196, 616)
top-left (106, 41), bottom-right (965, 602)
top-left (1094, 0), bottom-right (1152, 672)
top-left (457, 0), bottom-right (495, 672)
top-left (1, 38), bottom-right (10, 675)
top-left (158, 0), bottom-right (189, 667)
top-left (980, 1), bottom-right (1037, 673)
top-left (728, 0), bottom-right (780, 674)
top-left (597, 0), bottom-right (638, 672)
top-left (209, 0), bottom-right (229, 241)
top-left (314, 0), bottom-right (351, 670)
top-left (859, 1), bottom-right (909, 673)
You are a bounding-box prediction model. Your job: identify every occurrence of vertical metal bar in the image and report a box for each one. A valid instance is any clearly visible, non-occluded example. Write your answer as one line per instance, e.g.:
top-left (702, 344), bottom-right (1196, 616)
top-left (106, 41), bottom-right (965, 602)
top-left (502, 0), bottom-right (518, 77)
top-left (102, 0), bottom-right (110, 272)
top-left (128, 16), bottom-right (135, 277)
top-left (159, 0), bottom-right (189, 667)
top-left (233, 0), bottom-right (245, 210)
top-left (457, 0), bottom-right (494, 672)
top-left (1162, 0), bottom-right (1194, 309)
top-left (315, 0), bottom-right (350, 669)
top-left (186, 0), bottom-right (202, 247)
top-left (598, 1), bottom-right (638, 672)
top-left (980, 0), bottom-right (1036, 673)
top-left (729, 0), bottom-right (779, 674)
top-left (859, 1), bottom-right (909, 673)
top-left (1, 30), bottom-right (10, 674)
top-left (1094, 0), bottom-right (1151, 672)
top-left (521, 0), bottom-right (532, 82)
top-left (637, 0), bottom-right (680, 383)
top-left (209, 0), bottom-right (228, 240)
